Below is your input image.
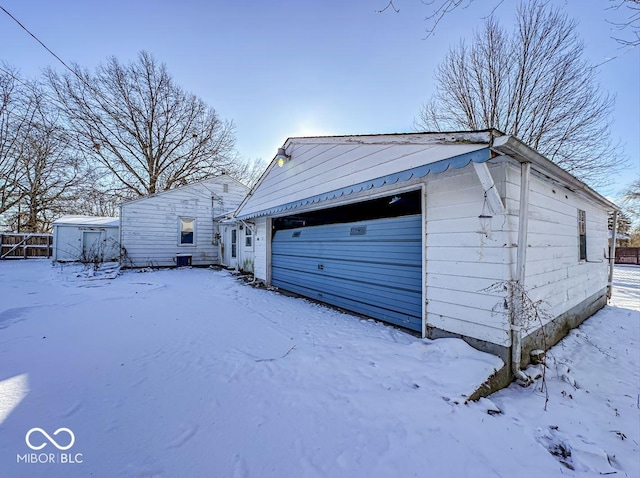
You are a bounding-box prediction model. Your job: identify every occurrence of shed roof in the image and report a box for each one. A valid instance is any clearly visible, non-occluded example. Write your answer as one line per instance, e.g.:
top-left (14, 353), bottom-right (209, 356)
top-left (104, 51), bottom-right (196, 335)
top-left (53, 215), bottom-right (120, 227)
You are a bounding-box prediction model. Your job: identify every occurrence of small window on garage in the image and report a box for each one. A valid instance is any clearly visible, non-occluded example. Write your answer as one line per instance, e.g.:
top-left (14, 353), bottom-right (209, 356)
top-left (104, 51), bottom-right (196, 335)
top-left (180, 218), bottom-right (195, 245)
top-left (223, 183), bottom-right (229, 193)
top-left (245, 227), bottom-right (252, 247)
top-left (578, 209), bottom-right (586, 261)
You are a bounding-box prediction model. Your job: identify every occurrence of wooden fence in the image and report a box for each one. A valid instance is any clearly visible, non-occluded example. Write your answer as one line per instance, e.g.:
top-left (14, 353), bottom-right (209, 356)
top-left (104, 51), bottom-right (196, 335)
top-left (615, 247), bottom-right (640, 265)
top-left (0, 233), bottom-right (53, 259)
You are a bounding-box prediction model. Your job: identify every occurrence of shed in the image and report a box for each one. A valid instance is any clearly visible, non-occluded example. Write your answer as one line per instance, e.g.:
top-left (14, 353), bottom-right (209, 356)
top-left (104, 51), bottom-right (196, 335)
top-left (120, 175), bottom-right (249, 268)
top-left (234, 130), bottom-right (618, 383)
top-left (52, 215), bottom-right (120, 262)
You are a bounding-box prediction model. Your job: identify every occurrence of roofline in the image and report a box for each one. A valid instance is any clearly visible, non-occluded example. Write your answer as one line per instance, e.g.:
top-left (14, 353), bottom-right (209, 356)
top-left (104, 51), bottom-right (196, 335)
top-left (282, 129), bottom-right (503, 146)
top-left (492, 135), bottom-right (619, 211)
top-left (52, 217), bottom-right (120, 227)
top-left (234, 130), bottom-right (504, 217)
top-left (120, 174), bottom-right (249, 207)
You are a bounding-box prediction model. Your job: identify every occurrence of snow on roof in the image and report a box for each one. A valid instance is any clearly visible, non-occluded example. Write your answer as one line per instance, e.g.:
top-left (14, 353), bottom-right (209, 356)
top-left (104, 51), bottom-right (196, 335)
top-left (53, 215), bottom-right (120, 227)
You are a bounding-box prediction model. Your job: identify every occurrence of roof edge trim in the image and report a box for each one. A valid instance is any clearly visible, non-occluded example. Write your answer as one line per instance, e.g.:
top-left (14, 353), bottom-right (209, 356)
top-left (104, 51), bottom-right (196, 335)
top-left (492, 136), bottom-right (619, 211)
top-left (237, 148), bottom-right (491, 220)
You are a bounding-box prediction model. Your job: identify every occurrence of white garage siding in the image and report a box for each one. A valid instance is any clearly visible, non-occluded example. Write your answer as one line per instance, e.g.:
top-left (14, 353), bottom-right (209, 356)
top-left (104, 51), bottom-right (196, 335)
top-left (503, 163), bottom-right (609, 322)
top-left (239, 135), bottom-right (489, 219)
top-left (424, 163), bottom-right (512, 346)
top-left (253, 217), bottom-right (270, 281)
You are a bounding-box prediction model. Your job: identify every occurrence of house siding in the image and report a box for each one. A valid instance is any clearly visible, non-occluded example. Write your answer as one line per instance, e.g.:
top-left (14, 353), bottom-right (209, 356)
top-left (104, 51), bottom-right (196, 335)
top-left (121, 177), bottom-right (248, 268)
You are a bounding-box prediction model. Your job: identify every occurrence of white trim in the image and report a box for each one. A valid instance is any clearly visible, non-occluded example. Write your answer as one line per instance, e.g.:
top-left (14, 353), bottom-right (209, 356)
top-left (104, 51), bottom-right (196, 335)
top-left (178, 217), bottom-right (196, 247)
top-left (421, 181), bottom-right (427, 339)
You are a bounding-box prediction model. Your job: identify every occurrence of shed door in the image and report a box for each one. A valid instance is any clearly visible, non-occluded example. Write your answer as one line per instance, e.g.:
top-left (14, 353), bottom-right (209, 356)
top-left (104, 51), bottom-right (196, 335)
top-left (82, 231), bottom-right (102, 259)
top-left (272, 214), bottom-right (422, 331)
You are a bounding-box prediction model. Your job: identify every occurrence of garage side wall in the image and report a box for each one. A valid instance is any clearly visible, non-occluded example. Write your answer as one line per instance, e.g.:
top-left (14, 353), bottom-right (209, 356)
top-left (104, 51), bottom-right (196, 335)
top-left (253, 217), bottom-right (269, 281)
top-left (424, 164), bottom-right (512, 352)
top-left (504, 164), bottom-right (609, 359)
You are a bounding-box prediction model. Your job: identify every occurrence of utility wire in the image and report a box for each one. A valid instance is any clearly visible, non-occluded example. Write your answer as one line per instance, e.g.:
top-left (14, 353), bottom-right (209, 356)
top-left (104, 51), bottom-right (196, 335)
top-left (0, 4), bottom-right (121, 114)
top-left (0, 5), bottom-right (78, 78)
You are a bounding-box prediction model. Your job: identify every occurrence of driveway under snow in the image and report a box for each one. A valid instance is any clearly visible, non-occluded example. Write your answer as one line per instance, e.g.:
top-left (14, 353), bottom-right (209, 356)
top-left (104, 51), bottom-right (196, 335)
top-left (0, 261), bottom-right (638, 477)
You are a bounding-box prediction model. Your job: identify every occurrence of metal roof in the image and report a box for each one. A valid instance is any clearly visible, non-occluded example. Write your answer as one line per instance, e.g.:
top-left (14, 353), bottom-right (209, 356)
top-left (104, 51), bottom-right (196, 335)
top-left (52, 215), bottom-right (120, 227)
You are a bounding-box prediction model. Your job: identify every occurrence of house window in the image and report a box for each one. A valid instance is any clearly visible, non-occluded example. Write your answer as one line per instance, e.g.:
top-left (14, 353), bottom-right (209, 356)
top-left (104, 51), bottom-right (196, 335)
top-left (180, 218), bottom-right (195, 245)
top-left (245, 227), bottom-right (253, 247)
top-left (223, 183), bottom-right (229, 193)
top-left (578, 209), bottom-right (586, 260)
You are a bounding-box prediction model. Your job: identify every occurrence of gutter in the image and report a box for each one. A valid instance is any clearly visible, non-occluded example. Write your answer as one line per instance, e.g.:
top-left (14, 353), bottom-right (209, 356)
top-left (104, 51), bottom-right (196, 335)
top-left (491, 136), bottom-right (619, 211)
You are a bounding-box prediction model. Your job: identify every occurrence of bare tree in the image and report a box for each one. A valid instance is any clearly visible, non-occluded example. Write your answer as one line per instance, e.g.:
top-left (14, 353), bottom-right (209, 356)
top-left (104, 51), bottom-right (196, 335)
top-left (47, 51), bottom-right (237, 198)
top-left (417, 1), bottom-right (621, 187)
top-left (379, 0), bottom-right (640, 47)
top-left (608, 0), bottom-right (640, 47)
top-left (2, 81), bottom-right (89, 232)
top-left (621, 177), bottom-right (640, 219)
top-left (0, 66), bottom-right (33, 217)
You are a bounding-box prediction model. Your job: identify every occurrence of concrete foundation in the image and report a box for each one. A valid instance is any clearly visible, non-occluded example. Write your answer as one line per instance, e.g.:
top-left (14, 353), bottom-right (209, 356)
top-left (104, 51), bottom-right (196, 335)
top-left (427, 287), bottom-right (608, 398)
top-left (520, 288), bottom-right (607, 369)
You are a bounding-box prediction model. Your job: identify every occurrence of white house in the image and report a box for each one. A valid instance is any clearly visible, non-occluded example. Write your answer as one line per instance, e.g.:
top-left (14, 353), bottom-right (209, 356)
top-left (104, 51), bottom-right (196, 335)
top-left (52, 215), bottom-right (120, 262)
top-left (120, 175), bottom-right (249, 268)
top-left (234, 130), bottom-right (618, 385)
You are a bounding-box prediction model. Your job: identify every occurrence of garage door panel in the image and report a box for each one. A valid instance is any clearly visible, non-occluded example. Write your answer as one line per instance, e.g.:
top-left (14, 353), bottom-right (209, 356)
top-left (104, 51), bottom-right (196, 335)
top-left (272, 214), bottom-right (423, 332)
top-left (272, 277), bottom-right (422, 331)
top-left (275, 217), bottom-right (422, 242)
top-left (272, 243), bottom-right (421, 265)
top-left (272, 268), bottom-right (421, 315)
top-left (272, 256), bottom-right (422, 289)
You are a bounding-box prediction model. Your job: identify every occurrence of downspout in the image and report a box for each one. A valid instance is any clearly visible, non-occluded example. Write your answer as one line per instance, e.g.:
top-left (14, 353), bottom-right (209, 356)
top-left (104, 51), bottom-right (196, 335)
top-left (607, 210), bottom-right (618, 300)
top-left (513, 162), bottom-right (531, 382)
top-left (119, 204), bottom-right (123, 266)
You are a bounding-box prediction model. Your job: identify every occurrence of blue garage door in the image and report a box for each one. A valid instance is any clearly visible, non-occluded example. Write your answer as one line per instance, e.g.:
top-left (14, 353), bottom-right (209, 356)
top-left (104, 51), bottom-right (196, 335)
top-left (272, 214), bottom-right (422, 332)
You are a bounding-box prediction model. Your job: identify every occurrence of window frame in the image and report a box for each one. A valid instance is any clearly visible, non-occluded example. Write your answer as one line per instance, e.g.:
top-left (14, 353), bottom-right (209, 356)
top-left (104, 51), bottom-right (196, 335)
top-left (179, 217), bottom-right (196, 246)
top-left (578, 209), bottom-right (586, 261)
top-left (245, 227), bottom-right (253, 247)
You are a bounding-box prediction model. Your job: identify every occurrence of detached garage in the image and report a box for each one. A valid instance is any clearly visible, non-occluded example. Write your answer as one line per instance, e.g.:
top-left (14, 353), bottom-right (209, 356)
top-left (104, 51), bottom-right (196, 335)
top-left (234, 130), bottom-right (618, 383)
top-left (52, 215), bottom-right (120, 262)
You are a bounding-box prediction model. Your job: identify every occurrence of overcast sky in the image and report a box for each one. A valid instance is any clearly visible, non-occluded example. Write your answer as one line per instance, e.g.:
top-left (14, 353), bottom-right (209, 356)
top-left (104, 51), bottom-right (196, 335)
top-left (1, 0), bottom-right (638, 198)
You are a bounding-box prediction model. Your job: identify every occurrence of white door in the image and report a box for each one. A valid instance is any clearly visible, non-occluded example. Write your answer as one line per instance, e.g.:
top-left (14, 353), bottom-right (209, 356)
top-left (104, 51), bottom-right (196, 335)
top-left (82, 231), bottom-right (102, 261)
top-left (222, 226), bottom-right (238, 269)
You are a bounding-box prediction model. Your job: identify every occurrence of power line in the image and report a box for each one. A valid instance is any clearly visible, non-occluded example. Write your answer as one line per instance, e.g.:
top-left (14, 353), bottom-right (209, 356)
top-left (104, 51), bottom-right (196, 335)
top-left (0, 6), bottom-right (134, 151)
top-left (0, 4), bottom-right (122, 115)
top-left (0, 5), bottom-right (78, 79)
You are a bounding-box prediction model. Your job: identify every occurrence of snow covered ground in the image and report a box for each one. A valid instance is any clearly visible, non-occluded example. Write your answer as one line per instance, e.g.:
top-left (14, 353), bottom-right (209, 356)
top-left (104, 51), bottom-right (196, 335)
top-left (0, 260), bottom-right (637, 478)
